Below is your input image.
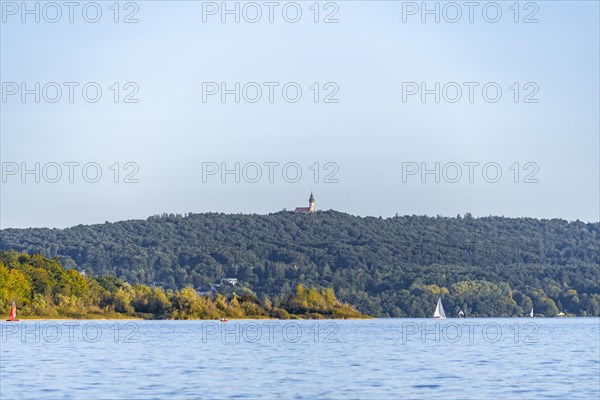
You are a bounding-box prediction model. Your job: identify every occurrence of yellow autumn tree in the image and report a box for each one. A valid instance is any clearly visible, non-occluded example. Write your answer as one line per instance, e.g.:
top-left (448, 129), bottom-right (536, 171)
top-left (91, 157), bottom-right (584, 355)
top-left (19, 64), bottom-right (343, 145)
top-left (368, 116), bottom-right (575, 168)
top-left (5, 268), bottom-right (32, 305)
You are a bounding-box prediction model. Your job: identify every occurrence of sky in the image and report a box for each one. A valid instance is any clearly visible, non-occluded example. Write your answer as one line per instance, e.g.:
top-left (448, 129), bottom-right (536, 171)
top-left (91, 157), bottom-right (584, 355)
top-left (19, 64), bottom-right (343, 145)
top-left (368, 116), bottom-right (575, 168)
top-left (1, 0), bottom-right (599, 228)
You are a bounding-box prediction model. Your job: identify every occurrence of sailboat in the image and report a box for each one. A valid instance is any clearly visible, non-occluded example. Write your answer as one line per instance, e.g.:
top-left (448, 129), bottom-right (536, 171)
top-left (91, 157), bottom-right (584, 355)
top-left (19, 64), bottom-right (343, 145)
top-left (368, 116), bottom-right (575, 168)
top-left (530, 307), bottom-right (534, 318)
top-left (5, 302), bottom-right (19, 322)
top-left (433, 297), bottom-right (446, 319)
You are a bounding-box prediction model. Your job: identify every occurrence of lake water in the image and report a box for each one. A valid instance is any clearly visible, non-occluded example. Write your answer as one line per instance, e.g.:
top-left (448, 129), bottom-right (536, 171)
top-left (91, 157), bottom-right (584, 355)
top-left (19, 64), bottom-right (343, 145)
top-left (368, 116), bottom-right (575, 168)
top-left (1, 318), bottom-right (598, 399)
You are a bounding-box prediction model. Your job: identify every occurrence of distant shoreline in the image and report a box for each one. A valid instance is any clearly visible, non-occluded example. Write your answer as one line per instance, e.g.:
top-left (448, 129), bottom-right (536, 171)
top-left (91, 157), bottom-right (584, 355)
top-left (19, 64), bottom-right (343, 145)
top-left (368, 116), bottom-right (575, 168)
top-left (6, 316), bottom-right (596, 322)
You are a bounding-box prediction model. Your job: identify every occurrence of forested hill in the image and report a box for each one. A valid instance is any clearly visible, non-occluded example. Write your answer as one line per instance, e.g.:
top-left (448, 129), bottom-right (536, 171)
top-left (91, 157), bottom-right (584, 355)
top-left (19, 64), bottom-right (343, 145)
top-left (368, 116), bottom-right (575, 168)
top-left (1, 211), bottom-right (599, 317)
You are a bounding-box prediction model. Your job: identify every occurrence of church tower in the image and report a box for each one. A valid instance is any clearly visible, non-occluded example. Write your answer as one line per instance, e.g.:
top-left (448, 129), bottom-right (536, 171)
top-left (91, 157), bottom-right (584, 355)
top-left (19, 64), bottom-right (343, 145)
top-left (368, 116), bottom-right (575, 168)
top-left (294, 193), bottom-right (316, 213)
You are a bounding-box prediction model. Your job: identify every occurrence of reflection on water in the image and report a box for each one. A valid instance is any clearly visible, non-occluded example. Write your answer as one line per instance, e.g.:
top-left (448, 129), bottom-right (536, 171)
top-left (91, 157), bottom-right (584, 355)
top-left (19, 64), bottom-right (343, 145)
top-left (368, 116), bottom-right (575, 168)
top-left (1, 318), bottom-right (598, 399)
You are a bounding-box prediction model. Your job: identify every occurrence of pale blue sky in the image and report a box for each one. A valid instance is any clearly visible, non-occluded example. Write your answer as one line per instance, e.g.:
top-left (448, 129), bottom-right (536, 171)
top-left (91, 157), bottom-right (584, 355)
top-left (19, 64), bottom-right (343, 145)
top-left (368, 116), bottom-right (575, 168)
top-left (1, 1), bottom-right (599, 228)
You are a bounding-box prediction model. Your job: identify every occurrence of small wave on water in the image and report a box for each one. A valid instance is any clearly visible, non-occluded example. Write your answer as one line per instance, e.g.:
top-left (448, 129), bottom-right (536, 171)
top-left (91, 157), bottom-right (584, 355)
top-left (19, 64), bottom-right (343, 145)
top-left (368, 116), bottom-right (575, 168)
top-left (412, 384), bottom-right (442, 389)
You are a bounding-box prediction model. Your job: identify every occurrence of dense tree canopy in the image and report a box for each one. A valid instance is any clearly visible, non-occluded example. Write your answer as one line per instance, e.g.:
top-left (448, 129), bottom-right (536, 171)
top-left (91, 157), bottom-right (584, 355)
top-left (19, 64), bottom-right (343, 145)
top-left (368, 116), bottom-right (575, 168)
top-left (0, 251), bottom-right (364, 319)
top-left (1, 211), bottom-right (598, 317)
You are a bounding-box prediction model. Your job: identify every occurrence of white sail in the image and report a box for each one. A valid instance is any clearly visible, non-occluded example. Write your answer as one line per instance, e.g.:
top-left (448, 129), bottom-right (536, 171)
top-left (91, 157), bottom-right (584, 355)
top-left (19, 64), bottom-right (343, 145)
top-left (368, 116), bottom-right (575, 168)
top-left (433, 298), bottom-right (446, 319)
top-left (530, 307), bottom-right (534, 318)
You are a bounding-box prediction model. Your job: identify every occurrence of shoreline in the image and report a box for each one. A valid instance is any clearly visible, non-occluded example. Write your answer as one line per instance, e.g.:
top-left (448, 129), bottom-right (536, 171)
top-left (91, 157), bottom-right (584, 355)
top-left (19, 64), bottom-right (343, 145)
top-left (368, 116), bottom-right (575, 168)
top-left (4, 315), bottom-right (372, 321)
top-left (4, 315), bottom-right (592, 322)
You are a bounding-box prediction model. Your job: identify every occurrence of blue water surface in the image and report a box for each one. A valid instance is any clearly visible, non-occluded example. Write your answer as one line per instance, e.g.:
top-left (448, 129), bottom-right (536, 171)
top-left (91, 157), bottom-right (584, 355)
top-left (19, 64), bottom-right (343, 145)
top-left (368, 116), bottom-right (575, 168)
top-left (1, 318), bottom-right (598, 399)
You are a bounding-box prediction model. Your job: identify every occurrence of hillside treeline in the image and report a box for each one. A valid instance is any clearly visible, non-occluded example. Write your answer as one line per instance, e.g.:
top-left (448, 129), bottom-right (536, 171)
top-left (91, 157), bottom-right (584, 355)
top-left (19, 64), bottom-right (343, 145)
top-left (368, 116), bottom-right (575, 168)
top-left (1, 211), bottom-right (599, 316)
